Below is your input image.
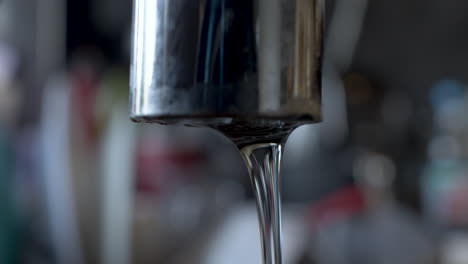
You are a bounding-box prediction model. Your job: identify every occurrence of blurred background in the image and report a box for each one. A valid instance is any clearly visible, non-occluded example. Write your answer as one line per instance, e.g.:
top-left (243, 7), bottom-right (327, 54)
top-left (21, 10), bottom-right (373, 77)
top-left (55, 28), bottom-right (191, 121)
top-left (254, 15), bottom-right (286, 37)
top-left (2, 0), bottom-right (468, 263)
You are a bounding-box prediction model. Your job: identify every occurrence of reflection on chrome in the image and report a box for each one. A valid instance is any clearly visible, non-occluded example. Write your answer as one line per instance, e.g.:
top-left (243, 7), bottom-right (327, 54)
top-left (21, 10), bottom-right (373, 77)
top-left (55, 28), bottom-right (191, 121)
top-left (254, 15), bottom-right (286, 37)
top-left (130, 0), bottom-right (323, 122)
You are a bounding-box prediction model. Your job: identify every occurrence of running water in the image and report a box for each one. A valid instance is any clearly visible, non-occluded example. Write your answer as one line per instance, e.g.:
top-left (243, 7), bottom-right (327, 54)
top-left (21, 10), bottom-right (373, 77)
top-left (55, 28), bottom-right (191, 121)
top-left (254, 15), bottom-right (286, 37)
top-left (138, 116), bottom-right (305, 264)
top-left (212, 119), bottom-right (302, 264)
top-left (240, 143), bottom-right (284, 264)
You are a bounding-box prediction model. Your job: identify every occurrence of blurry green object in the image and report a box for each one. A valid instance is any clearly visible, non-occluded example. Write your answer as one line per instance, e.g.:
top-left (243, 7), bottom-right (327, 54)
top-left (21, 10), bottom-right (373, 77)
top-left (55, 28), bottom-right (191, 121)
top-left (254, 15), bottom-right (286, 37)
top-left (95, 66), bottom-right (129, 129)
top-left (0, 129), bottom-right (19, 263)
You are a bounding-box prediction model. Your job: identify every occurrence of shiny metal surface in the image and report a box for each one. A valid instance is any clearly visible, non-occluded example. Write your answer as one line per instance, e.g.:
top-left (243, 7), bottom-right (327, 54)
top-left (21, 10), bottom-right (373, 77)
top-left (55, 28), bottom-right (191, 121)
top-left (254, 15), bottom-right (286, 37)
top-left (130, 0), bottom-right (323, 123)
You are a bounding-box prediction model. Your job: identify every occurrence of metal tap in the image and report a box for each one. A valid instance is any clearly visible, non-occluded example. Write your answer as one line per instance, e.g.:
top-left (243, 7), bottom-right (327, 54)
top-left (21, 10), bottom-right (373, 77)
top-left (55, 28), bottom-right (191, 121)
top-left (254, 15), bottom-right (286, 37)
top-left (130, 0), bottom-right (323, 124)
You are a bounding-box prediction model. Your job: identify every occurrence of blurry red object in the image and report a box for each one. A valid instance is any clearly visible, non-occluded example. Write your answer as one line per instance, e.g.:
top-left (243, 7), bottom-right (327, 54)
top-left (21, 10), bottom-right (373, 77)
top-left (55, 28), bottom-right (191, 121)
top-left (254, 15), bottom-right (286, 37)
top-left (136, 144), bottom-right (206, 195)
top-left (306, 186), bottom-right (365, 229)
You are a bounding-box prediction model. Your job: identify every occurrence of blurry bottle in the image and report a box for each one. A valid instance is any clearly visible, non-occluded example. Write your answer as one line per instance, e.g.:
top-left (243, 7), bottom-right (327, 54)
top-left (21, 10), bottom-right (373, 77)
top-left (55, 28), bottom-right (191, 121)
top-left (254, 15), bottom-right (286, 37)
top-left (422, 80), bottom-right (468, 263)
top-left (304, 151), bottom-right (434, 264)
top-left (0, 42), bottom-right (22, 263)
top-left (0, 127), bottom-right (20, 264)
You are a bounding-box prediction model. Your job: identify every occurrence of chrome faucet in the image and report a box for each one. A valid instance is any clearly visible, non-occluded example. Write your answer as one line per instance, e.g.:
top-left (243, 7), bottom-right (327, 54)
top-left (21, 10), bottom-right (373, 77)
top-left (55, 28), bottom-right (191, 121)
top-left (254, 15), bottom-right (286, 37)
top-left (130, 0), bottom-right (323, 125)
top-left (129, 2), bottom-right (324, 263)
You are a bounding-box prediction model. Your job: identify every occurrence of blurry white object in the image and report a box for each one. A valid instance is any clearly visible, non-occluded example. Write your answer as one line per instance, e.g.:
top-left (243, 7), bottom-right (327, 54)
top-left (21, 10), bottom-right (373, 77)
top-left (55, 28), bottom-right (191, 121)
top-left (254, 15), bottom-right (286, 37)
top-left (100, 106), bottom-right (137, 264)
top-left (442, 233), bottom-right (468, 264)
top-left (40, 75), bottom-right (84, 264)
top-left (203, 204), bottom-right (307, 264)
top-left (0, 43), bottom-right (19, 82)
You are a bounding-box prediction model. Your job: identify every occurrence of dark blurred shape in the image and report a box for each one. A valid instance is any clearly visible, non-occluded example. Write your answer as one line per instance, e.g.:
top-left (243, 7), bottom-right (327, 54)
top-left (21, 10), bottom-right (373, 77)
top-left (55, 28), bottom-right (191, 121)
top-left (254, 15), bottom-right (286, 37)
top-left (67, 0), bottom-right (122, 62)
top-left (344, 73), bottom-right (376, 106)
top-left (420, 79), bottom-right (468, 264)
top-left (0, 129), bottom-right (20, 264)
